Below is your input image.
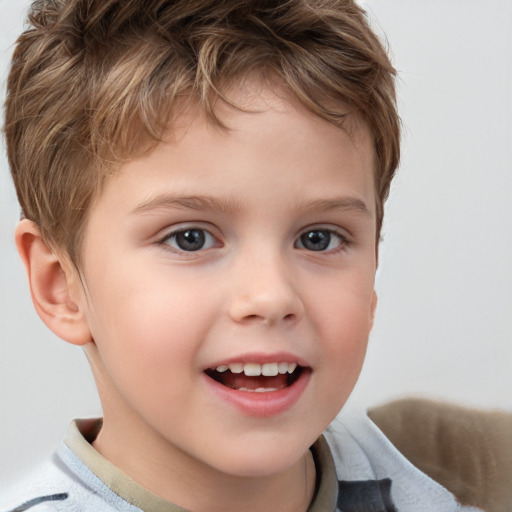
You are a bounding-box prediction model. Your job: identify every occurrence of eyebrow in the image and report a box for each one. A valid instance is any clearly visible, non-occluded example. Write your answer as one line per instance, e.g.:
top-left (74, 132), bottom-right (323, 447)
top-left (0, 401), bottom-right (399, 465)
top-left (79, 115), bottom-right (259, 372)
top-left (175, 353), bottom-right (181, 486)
top-left (297, 197), bottom-right (370, 216)
top-left (130, 194), bottom-right (370, 216)
top-left (130, 194), bottom-right (243, 215)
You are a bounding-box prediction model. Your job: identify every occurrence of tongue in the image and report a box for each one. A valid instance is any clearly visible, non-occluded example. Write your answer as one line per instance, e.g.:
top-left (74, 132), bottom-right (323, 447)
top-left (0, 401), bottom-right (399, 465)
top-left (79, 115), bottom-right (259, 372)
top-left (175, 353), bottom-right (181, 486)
top-left (221, 373), bottom-right (288, 391)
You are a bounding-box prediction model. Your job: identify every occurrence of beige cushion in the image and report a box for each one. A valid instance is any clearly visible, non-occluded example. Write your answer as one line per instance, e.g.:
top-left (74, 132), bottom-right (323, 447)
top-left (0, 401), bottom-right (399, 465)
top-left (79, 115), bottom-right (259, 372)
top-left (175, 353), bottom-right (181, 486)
top-left (368, 398), bottom-right (512, 512)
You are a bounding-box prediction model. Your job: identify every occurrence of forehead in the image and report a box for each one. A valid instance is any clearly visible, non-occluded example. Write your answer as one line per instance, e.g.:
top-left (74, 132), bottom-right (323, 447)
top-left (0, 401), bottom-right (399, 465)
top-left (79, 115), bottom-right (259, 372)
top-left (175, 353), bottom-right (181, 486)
top-left (90, 80), bottom-right (375, 219)
top-left (210, 76), bottom-right (370, 148)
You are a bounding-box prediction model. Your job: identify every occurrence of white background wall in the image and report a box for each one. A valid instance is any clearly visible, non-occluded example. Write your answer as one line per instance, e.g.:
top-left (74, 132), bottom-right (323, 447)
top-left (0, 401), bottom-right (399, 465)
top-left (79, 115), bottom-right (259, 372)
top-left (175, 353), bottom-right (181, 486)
top-left (1, 0), bottom-right (511, 489)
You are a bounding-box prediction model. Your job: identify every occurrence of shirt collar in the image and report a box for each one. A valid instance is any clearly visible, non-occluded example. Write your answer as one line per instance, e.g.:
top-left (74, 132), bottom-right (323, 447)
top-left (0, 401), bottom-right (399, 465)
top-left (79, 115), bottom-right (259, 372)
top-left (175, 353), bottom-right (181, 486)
top-left (65, 418), bottom-right (339, 512)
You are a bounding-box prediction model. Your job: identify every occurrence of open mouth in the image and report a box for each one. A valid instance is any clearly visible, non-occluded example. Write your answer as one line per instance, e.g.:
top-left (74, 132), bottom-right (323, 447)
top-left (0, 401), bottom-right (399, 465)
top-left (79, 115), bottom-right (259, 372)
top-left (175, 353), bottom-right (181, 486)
top-left (204, 362), bottom-right (304, 393)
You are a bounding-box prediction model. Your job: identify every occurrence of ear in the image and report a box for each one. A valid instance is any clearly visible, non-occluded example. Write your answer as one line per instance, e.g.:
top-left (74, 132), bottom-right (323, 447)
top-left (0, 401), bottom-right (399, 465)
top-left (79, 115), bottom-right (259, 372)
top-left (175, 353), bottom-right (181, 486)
top-left (15, 219), bottom-right (92, 346)
top-left (370, 291), bottom-right (378, 331)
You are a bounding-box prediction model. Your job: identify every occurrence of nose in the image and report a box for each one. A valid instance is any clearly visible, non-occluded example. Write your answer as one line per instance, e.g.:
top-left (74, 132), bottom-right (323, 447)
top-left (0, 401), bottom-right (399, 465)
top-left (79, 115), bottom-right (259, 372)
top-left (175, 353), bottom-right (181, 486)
top-left (227, 249), bottom-right (305, 326)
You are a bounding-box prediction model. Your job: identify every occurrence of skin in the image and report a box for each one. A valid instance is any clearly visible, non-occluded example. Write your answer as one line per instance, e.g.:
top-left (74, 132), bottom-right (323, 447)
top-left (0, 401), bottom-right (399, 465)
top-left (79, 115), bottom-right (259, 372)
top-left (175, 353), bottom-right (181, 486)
top-left (17, 81), bottom-right (378, 512)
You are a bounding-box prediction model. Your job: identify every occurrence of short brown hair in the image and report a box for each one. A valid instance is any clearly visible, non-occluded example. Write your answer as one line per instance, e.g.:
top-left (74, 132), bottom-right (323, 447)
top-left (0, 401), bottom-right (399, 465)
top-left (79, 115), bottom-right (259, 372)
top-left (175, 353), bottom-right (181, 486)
top-left (5, 0), bottom-right (400, 265)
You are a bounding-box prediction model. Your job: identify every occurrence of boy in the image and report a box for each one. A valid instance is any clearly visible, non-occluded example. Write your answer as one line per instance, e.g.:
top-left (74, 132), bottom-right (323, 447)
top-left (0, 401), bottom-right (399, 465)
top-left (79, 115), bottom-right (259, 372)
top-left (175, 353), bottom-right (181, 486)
top-left (0, 0), bottom-right (500, 511)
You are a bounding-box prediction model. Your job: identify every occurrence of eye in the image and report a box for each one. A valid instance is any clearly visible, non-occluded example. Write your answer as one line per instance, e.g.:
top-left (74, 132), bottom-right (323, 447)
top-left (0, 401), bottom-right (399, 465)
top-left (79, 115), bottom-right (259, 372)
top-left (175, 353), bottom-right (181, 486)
top-left (161, 228), bottom-right (217, 252)
top-left (295, 229), bottom-right (346, 252)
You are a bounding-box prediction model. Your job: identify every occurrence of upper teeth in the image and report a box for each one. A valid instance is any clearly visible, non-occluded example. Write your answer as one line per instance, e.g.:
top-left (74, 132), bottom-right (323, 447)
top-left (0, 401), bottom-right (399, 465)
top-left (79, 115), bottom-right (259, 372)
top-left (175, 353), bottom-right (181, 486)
top-left (215, 362), bottom-right (297, 377)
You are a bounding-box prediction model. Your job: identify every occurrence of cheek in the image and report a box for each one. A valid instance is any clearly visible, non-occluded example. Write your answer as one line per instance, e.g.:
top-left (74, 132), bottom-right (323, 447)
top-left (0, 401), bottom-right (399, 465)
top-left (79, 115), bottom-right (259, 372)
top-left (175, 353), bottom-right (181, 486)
top-left (86, 295), bottom-right (199, 417)
top-left (322, 307), bottom-right (370, 380)
top-left (309, 271), bottom-right (375, 339)
top-left (317, 308), bottom-right (369, 417)
top-left (84, 266), bottom-right (219, 388)
top-left (308, 276), bottom-right (374, 388)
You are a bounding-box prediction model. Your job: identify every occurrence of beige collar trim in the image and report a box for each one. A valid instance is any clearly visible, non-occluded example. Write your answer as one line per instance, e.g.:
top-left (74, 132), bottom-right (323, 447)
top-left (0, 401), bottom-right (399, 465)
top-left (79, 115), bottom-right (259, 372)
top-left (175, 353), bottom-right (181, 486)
top-left (65, 418), bottom-right (338, 512)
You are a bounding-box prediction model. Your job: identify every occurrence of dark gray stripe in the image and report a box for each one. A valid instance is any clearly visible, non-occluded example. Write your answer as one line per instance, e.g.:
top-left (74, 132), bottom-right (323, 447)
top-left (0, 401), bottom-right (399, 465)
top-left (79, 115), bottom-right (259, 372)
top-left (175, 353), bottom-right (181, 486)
top-left (337, 479), bottom-right (397, 512)
top-left (8, 493), bottom-right (68, 512)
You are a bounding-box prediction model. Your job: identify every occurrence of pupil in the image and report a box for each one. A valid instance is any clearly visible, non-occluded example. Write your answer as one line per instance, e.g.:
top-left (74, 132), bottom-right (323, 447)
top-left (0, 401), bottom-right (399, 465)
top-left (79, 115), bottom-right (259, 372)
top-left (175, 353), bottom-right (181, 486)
top-left (301, 230), bottom-right (330, 251)
top-left (176, 229), bottom-right (205, 251)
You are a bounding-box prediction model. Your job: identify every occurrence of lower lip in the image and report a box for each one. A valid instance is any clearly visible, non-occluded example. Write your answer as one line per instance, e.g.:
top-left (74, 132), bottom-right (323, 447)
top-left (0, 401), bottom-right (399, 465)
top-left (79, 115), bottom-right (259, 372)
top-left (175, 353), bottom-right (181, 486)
top-left (202, 369), bottom-right (311, 418)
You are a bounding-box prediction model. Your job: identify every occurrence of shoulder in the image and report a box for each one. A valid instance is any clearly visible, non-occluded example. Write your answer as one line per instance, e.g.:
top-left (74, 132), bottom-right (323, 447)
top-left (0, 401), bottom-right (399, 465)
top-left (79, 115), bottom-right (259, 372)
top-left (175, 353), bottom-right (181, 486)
top-left (0, 494), bottom-right (69, 512)
top-left (368, 398), bottom-right (512, 512)
top-left (0, 450), bottom-right (122, 512)
top-left (0, 457), bottom-right (71, 512)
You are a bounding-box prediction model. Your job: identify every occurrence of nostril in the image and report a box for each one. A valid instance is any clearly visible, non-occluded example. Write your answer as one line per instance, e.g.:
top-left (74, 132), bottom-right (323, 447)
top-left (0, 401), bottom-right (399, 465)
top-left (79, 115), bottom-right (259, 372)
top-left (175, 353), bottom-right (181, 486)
top-left (229, 293), bottom-right (304, 324)
top-left (239, 312), bottom-right (296, 324)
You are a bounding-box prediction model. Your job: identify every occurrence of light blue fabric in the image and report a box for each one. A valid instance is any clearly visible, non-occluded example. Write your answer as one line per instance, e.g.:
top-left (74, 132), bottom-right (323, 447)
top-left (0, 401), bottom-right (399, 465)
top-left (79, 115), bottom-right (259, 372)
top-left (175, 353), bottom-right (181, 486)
top-left (324, 407), bottom-right (482, 512)
top-left (0, 444), bottom-right (143, 512)
top-left (0, 409), bottom-right (483, 512)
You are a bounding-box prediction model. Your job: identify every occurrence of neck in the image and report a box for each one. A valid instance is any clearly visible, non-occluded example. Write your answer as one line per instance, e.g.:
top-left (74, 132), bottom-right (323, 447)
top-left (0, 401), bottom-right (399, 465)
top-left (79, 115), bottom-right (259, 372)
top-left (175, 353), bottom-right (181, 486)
top-left (93, 412), bottom-right (317, 512)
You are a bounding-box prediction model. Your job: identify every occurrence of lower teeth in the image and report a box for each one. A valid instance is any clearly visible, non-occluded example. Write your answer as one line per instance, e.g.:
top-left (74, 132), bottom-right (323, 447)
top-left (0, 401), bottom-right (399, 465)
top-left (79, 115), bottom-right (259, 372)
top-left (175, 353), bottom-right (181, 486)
top-left (238, 387), bottom-right (279, 393)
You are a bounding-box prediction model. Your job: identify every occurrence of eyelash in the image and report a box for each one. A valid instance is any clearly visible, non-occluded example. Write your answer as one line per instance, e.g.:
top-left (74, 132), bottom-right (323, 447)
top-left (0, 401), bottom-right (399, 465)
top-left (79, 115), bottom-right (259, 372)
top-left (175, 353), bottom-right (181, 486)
top-left (156, 226), bottom-right (351, 254)
top-left (156, 227), bottom-right (219, 253)
top-left (294, 228), bottom-right (350, 254)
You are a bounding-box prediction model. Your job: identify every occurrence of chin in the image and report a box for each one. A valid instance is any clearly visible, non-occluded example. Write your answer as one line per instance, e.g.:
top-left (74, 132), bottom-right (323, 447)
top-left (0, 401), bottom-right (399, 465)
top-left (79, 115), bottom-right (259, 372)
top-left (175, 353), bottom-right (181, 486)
top-left (204, 437), bottom-right (313, 479)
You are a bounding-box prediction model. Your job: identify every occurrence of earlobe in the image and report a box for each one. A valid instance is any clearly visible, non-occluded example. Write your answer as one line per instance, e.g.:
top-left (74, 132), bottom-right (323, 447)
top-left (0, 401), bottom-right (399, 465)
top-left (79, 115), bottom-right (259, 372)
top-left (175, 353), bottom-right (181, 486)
top-left (370, 291), bottom-right (378, 330)
top-left (15, 219), bottom-right (92, 346)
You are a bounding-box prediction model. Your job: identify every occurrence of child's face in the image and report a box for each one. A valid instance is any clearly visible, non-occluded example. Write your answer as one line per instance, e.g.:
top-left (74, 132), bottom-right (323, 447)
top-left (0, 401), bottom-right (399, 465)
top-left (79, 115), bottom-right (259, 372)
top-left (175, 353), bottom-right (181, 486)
top-left (74, 83), bottom-right (377, 479)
